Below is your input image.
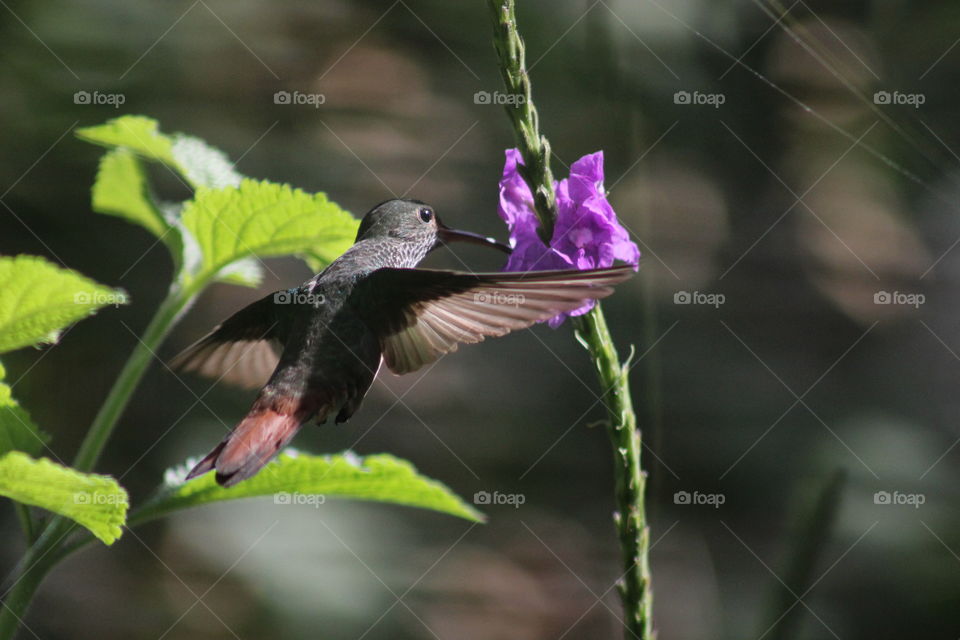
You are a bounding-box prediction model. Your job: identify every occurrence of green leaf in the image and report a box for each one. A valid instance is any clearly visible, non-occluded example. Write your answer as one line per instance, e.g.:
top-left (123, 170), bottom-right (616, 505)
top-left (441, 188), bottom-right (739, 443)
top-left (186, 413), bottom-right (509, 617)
top-left (135, 451), bottom-right (483, 523)
top-left (170, 135), bottom-right (243, 190)
top-left (78, 116), bottom-right (243, 190)
top-left (215, 257), bottom-right (264, 287)
top-left (0, 362), bottom-right (49, 457)
top-left (0, 452), bottom-right (128, 544)
top-left (76, 116), bottom-right (176, 166)
top-left (92, 148), bottom-right (171, 239)
top-left (180, 179), bottom-right (358, 287)
top-left (0, 255), bottom-right (128, 354)
top-left (77, 116), bottom-right (358, 280)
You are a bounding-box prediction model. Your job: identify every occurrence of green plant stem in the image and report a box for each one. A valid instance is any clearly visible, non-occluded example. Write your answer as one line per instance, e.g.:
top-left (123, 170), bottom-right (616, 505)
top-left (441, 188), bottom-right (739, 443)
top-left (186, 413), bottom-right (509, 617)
top-left (12, 505), bottom-right (34, 544)
top-left (72, 281), bottom-right (194, 472)
top-left (488, 0), bottom-right (557, 242)
top-left (574, 309), bottom-right (652, 638)
top-left (487, 2), bottom-right (653, 637)
top-left (0, 279), bottom-right (195, 640)
top-left (38, 501), bottom-right (173, 567)
top-left (0, 517), bottom-right (75, 639)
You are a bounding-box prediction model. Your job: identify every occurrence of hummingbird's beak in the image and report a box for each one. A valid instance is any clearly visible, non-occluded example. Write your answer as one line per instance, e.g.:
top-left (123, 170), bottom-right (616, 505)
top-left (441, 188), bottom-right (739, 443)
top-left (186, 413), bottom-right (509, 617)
top-left (435, 222), bottom-right (513, 254)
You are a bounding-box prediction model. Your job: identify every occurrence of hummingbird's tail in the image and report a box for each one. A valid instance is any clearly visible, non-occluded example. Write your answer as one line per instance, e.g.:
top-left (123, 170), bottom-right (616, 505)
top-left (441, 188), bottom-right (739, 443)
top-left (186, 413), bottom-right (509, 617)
top-left (186, 394), bottom-right (318, 487)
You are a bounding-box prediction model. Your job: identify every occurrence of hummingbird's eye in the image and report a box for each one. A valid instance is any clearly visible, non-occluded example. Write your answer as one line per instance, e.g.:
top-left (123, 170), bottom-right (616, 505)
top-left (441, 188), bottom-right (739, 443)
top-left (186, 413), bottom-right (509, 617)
top-left (418, 207), bottom-right (433, 223)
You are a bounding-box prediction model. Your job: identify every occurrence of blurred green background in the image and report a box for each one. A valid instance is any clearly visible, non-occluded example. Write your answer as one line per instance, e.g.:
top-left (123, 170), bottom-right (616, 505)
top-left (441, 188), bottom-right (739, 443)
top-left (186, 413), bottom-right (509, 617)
top-left (3, 0), bottom-right (960, 638)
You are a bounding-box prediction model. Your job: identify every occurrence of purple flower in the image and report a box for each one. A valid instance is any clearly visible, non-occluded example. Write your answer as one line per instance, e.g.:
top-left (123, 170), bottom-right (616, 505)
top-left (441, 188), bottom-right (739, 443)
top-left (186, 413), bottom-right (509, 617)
top-left (497, 148), bottom-right (639, 326)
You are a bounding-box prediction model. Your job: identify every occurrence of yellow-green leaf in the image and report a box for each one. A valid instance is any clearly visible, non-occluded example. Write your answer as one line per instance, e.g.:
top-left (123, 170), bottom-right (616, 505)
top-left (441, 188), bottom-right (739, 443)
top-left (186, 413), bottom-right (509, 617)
top-left (78, 116), bottom-right (243, 191)
top-left (76, 116), bottom-right (357, 279)
top-left (92, 148), bottom-right (171, 239)
top-left (0, 452), bottom-right (128, 544)
top-left (0, 255), bottom-right (128, 354)
top-left (171, 135), bottom-right (242, 190)
top-left (180, 179), bottom-right (358, 287)
top-left (135, 451), bottom-right (483, 523)
top-left (0, 362), bottom-right (49, 457)
top-left (76, 116), bottom-right (176, 166)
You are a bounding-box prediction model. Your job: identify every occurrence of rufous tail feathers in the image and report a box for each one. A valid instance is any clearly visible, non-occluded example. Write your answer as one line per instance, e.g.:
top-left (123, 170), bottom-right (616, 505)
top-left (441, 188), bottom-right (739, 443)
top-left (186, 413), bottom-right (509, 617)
top-left (186, 395), bottom-right (318, 487)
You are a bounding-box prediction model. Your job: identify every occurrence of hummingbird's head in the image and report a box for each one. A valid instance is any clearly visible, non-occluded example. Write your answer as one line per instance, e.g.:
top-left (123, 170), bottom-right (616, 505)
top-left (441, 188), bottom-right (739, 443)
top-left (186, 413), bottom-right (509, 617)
top-left (355, 199), bottom-right (511, 256)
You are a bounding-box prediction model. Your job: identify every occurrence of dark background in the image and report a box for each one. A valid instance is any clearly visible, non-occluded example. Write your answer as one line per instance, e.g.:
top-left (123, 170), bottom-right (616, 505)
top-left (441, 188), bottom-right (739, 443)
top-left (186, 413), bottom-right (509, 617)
top-left (2, 1), bottom-right (960, 638)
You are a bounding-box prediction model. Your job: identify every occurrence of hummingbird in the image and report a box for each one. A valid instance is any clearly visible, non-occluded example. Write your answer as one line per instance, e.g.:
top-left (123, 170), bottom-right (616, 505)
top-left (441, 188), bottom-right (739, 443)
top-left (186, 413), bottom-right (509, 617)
top-left (174, 199), bottom-right (634, 486)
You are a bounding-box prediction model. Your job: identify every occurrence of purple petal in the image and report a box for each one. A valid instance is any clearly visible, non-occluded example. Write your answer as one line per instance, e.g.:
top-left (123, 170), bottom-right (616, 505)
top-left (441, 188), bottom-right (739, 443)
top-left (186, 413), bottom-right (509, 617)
top-left (496, 148), bottom-right (639, 327)
top-left (565, 151), bottom-right (606, 204)
top-left (497, 149), bottom-right (537, 235)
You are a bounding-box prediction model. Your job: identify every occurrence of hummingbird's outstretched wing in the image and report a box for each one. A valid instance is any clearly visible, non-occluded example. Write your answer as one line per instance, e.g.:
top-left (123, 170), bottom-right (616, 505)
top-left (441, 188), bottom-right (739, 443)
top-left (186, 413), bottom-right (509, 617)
top-left (351, 265), bottom-right (635, 374)
top-left (171, 293), bottom-right (284, 388)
